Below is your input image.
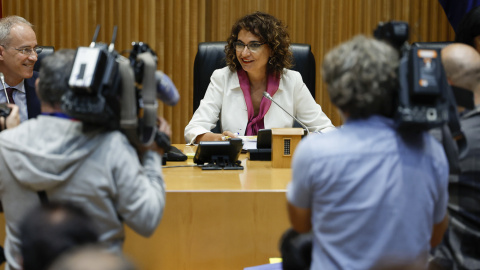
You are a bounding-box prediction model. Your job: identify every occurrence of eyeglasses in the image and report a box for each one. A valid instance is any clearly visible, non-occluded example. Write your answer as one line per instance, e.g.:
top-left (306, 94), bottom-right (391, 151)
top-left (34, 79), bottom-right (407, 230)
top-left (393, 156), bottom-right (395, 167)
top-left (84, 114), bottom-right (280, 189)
top-left (234, 41), bottom-right (266, 53)
top-left (1, 45), bottom-right (43, 56)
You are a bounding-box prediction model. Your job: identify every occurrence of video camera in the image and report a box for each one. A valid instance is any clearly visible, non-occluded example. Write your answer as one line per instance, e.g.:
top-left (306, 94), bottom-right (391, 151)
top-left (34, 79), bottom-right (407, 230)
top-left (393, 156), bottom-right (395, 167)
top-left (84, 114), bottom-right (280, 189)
top-left (374, 21), bottom-right (471, 172)
top-left (0, 103), bottom-right (11, 118)
top-left (63, 25), bottom-right (179, 150)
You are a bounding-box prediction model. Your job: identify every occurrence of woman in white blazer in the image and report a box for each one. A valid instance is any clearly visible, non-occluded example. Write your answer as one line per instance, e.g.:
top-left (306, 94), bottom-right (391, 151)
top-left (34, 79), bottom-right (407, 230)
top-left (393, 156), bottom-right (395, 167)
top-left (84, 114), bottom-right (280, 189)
top-left (185, 11), bottom-right (334, 144)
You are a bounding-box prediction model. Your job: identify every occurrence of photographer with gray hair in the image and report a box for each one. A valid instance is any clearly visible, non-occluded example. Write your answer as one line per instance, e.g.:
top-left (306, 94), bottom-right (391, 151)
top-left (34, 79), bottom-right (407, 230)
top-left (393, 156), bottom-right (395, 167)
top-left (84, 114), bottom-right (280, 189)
top-left (286, 35), bottom-right (449, 269)
top-left (0, 49), bottom-right (168, 270)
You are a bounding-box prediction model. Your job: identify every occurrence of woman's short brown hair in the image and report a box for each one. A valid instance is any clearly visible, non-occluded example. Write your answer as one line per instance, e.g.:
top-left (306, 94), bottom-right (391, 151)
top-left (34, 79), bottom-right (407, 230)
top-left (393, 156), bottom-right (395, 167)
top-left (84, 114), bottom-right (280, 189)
top-left (225, 11), bottom-right (293, 77)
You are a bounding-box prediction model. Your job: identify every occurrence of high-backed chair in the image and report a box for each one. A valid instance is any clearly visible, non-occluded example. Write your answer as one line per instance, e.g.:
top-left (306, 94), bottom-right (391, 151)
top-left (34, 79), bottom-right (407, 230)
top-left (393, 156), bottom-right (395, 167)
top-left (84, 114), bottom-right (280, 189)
top-left (33, 46), bottom-right (55, 72)
top-left (193, 42), bottom-right (316, 132)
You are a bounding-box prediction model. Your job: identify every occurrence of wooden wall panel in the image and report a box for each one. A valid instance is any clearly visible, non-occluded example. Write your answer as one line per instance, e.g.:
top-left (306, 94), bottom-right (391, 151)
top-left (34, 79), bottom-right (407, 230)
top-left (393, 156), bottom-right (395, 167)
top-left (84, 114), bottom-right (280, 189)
top-left (2, 0), bottom-right (454, 144)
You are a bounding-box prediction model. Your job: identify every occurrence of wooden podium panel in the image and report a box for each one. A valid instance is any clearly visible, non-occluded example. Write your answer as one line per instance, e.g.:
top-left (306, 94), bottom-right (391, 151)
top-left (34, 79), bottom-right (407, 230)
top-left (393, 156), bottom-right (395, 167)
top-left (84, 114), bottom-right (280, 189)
top-left (123, 145), bottom-right (292, 269)
top-left (124, 192), bottom-right (289, 270)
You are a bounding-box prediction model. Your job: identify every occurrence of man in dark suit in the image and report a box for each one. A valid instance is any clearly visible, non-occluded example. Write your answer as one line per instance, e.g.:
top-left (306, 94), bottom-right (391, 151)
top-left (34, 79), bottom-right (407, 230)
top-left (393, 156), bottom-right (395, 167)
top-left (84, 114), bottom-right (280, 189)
top-left (0, 15), bottom-right (41, 122)
top-left (431, 43), bottom-right (480, 270)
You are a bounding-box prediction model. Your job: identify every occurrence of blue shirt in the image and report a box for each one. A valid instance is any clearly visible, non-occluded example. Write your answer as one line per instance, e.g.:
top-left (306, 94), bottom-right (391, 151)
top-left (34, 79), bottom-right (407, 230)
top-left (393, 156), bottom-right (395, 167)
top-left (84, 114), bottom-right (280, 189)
top-left (287, 115), bottom-right (449, 270)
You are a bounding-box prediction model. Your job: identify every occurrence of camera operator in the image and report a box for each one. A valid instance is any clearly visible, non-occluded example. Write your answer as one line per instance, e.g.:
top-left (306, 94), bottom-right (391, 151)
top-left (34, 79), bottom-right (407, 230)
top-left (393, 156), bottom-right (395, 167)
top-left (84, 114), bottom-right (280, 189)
top-left (286, 35), bottom-right (449, 269)
top-left (431, 43), bottom-right (480, 270)
top-left (0, 49), bottom-right (168, 270)
top-left (0, 103), bottom-right (20, 131)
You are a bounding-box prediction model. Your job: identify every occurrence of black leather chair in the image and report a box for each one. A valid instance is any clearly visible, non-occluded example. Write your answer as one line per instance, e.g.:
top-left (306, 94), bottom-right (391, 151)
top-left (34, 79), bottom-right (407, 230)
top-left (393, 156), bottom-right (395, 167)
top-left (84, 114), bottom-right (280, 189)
top-left (193, 42), bottom-right (316, 114)
top-left (33, 46), bottom-right (55, 72)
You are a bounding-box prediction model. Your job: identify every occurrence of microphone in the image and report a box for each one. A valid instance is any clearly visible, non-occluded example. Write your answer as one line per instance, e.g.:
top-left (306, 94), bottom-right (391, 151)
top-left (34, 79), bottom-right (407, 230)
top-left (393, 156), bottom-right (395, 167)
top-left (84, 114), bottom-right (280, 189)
top-left (263, 91), bottom-right (310, 135)
top-left (155, 70), bottom-right (180, 106)
top-left (0, 73), bottom-right (10, 104)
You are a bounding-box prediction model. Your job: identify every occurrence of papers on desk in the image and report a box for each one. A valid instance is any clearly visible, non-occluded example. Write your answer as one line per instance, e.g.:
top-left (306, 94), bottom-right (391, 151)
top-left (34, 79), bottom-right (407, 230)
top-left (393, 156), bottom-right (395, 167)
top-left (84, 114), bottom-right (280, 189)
top-left (239, 136), bottom-right (257, 150)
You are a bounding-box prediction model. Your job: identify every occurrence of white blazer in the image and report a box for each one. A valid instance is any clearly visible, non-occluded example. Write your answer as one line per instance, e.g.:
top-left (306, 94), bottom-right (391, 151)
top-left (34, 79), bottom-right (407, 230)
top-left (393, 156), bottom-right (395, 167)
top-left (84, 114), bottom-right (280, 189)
top-left (184, 67), bottom-right (335, 144)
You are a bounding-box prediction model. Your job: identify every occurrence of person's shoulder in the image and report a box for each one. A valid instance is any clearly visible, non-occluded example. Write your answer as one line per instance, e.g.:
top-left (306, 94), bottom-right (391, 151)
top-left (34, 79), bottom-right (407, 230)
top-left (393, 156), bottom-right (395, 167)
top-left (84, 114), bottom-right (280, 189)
top-left (280, 69), bottom-right (305, 91)
top-left (461, 107), bottom-right (480, 122)
top-left (87, 130), bottom-right (138, 158)
top-left (420, 131), bottom-right (448, 163)
top-left (101, 129), bottom-right (130, 144)
top-left (295, 130), bottom-right (342, 156)
top-left (212, 66), bottom-right (233, 78)
top-left (211, 67), bottom-right (238, 89)
top-left (281, 68), bottom-right (302, 80)
top-left (0, 118), bottom-right (39, 148)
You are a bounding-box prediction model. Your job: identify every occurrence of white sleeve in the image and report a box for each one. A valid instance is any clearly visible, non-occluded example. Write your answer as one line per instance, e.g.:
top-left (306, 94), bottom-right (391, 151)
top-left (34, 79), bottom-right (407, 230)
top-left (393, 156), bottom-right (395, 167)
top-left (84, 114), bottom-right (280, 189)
top-left (184, 69), bottom-right (225, 144)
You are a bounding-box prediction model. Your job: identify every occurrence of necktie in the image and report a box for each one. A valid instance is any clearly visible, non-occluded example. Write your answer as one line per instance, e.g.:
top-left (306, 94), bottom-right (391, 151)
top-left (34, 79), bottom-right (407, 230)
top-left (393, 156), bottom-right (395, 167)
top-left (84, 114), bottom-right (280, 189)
top-left (5, 88), bottom-right (15, 104)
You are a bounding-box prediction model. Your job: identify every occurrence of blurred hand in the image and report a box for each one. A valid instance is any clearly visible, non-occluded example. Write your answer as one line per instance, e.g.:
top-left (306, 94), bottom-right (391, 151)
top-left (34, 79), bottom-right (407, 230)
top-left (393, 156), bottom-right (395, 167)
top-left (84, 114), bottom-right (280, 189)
top-left (0, 104), bottom-right (20, 130)
top-left (157, 117), bottom-right (172, 138)
top-left (141, 117), bottom-right (171, 156)
top-left (195, 130), bottom-right (239, 143)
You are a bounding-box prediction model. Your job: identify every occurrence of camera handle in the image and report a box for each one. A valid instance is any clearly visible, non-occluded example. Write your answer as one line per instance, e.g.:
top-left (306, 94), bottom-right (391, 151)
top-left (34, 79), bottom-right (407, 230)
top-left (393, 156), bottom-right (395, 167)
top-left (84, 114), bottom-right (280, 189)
top-left (154, 131), bottom-right (171, 152)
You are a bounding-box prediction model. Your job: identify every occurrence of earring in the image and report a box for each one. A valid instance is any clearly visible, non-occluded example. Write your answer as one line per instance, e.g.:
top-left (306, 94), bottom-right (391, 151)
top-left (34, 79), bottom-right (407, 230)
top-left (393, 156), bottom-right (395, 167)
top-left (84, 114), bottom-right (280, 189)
top-left (269, 57), bottom-right (274, 65)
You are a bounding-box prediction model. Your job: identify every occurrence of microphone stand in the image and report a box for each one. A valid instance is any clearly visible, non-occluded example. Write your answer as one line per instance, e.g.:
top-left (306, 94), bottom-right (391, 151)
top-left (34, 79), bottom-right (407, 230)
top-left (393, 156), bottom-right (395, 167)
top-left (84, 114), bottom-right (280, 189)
top-left (263, 91), bottom-right (310, 135)
top-left (0, 73), bottom-right (10, 104)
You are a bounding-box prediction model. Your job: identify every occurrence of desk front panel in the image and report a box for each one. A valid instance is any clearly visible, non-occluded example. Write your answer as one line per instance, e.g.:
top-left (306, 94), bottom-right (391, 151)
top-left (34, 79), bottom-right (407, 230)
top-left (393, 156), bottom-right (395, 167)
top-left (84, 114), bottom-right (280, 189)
top-left (124, 192), bottom-right (290, 270)
top-left (124, 145), bottom-right (292, 269)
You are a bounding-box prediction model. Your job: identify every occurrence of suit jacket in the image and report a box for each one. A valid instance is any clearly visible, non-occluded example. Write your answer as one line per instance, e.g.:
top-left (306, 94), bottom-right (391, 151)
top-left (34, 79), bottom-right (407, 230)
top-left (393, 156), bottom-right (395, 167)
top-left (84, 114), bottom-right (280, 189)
top-left (25, 71), bottom-right (41, 119)
top-left (184, 67), bottom-right (335, 144)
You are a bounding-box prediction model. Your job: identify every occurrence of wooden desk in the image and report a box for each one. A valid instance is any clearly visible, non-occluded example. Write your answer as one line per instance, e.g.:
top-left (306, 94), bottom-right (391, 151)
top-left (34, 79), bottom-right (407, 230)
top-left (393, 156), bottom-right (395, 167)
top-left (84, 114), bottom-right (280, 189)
top-left (124, 145), bottom-right (291, 270)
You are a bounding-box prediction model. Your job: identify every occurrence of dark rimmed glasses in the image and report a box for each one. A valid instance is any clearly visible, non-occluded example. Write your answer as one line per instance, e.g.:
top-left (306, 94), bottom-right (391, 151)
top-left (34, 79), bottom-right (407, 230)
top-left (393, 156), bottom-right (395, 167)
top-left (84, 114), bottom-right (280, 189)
top-left (234, 41), bottom-right (266, 53)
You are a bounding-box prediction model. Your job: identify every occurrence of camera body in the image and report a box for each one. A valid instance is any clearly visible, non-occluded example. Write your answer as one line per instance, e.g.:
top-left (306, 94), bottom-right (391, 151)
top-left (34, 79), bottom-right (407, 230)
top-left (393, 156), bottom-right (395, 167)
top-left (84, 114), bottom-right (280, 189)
top-left (374, 21), bottom-right (452, 131)
top-left (63, 27), bottom-right (170, 149)
top-left (395, 43), bottom-right (450, 131)
top-left (374, 21), bottom-right (469, 173)
top-left (64, 43), bottom-right (122, 130)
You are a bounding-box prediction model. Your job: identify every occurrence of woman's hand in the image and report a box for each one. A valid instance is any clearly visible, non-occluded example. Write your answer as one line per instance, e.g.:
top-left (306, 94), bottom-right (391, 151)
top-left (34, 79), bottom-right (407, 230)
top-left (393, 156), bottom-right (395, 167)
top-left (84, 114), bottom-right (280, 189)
top-left (221, 130), bottom-right (238, 140)
top-left (195, 130), bottom-right (239, 143)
